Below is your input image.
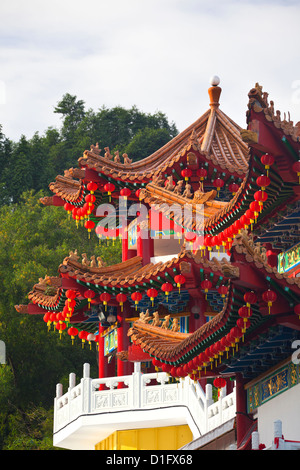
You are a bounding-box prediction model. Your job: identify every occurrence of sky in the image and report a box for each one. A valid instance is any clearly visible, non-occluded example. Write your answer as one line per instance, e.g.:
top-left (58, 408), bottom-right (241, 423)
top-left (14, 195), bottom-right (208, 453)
top-left (0, 0), bottom-right (299, 141)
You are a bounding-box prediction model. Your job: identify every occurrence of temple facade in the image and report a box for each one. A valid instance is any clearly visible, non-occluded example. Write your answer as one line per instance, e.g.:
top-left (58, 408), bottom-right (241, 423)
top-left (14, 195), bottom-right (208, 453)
top-left (16, 78), bottom-right (300, 450)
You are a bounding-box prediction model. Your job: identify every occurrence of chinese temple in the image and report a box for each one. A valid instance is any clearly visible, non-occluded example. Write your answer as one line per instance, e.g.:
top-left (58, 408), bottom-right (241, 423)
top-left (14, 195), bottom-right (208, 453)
top-left (16, 77), bottom-right (300, 451)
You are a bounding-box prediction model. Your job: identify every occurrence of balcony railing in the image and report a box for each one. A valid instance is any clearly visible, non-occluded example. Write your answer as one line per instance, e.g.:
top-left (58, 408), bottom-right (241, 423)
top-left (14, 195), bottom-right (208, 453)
top-left (54, 363), bottom-right (236, 444)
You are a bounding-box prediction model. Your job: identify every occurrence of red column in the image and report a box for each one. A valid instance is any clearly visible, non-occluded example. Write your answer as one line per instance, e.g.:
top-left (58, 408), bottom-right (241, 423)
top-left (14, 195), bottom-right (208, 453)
top-left (137, 227), bottom-right (154, 266)
top-left (98, 324), bottom-right (105, 389)
top-left (235, 373), bottom-right (251, 448)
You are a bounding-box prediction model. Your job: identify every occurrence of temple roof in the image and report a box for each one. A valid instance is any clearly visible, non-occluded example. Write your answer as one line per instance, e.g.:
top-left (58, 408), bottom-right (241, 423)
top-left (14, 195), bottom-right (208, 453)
top-left (42, 80), bottom-right (249, 207)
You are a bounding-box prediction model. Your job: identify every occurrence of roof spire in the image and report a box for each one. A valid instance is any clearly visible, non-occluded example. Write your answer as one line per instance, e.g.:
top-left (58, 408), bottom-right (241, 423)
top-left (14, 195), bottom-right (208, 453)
top-left (208, 75), bottom-right (221, 108)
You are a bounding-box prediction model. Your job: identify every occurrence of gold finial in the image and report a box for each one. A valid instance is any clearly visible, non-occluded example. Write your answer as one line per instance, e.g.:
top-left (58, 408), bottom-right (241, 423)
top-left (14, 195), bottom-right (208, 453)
top-left (208, 75), bottom-right (221, 108)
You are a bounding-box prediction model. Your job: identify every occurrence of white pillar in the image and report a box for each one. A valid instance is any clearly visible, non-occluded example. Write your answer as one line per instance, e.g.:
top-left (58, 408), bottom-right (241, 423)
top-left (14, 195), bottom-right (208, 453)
top-left (83, 363), bottom-right (90, 378)
top-left (56, 383), bottom-right (63, 398)
top-left (251, 431), bottom-right (260, 450)
top-left (69, 372), bottom-right (76, 389)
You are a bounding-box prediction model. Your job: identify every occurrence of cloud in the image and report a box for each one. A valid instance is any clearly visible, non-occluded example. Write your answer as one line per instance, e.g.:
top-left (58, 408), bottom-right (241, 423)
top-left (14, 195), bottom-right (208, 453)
top-left (0, 0), bottom-right (299, 141)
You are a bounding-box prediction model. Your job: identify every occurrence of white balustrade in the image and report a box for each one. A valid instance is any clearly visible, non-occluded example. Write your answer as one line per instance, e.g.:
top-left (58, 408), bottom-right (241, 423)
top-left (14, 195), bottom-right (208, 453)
top-left (53, 363), bottom-right (236, 438)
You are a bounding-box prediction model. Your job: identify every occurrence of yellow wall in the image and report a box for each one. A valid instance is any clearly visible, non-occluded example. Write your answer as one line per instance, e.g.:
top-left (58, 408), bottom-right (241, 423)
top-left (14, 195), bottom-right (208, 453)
top-left (95, 425), bottom-right (192, 450)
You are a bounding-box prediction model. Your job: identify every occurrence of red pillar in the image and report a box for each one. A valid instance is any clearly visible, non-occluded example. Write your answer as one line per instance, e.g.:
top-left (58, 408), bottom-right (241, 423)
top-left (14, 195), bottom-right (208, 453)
top-left (117, 303), bottom-right (134, 386)
top-left (235, 373), bottom-right (251, 448)
top-left (137, 226), bottom-right (154, 266)
top-left (98, 324), bottom-right (105, 389)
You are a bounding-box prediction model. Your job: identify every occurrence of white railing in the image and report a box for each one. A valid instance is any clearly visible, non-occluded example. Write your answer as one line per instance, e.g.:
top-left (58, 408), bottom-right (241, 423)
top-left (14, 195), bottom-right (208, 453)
top-left (252, 420), bottom-right (300, 450)
top-left (53, 363), bottom-right (236, 439)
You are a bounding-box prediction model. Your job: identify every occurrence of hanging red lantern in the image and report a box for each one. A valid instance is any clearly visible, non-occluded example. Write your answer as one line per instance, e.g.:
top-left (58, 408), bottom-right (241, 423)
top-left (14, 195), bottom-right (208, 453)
top-left (244, 291), bottom-right (257, 307)
top-left (228, 182), bottom-right (239, 195)
top-left (197, 167), bottom-right (207, 180)
top-left (292, 160), bottom-right (300, 184)
top-left (261, 153), bottom-right (274, 176)
top-left (220, 336), bottom-right (231, 358)
top-left (240, 214), bottom-right (250, 230)
top-left (218, 284), bottom-right (228, 298)
top-left (116, 293), bottom-right (127, 311)
top-left (174, 274), bottom-right (186, 293)
top-left (262, 289), bottom-right (277, 314)
top-left (131, 291), bottom-right (143, 310)
top-left (213, 377), bottom-right (226, 389)
top-left (230, 326), bottom-right (244, 350)
top-left (84, 289), bottom-right (96, 309)
top-left (294, 304), bottom-right (300, 320)
top-left (78, 330), bottom-right (88, 348)
top-left (213, 177), bottom-right (224, 196)
top-left (185, 231), bottom-right (196, 248)
top-left (245, 209), bottom-right (256, 229)
top-left (64, 202), bottom-right (73, 216)
top-left (55, 320), bottom-right (67, 338)
top-left (237, 317), bottom-right (250, 333)
top-left (68, 326), bottom-right (78, 344)
top-left (181, 168), bottom-right (192, 181)
top-left (254, 190), bottom-right (268, 212)
top-left (249, 201), bottom-right (261, 222)
top-left (161, 282), bottom-right (173, 302)
top-left (147, 288), bottom-right (158, 306)
top-left (238, 305), bottom-right (253, 330)
top-left (66, 289), bottom-right (76, 300)
top-left (204, 234), bottom-right (213, 251)
top-left (85, 193), bottom-right (96, 206)
top-left (103, 182), bottom-right (115, 201)
top-left (120, 187), bottom-right (131, 200)
top-left (233, 219), bottom-right (242, 234)
top-left (87, 182), bottom-right (98, 194)
top-left (100, 292), bottom-right (111, 311)
top-left (201, 279), bottom-right (212, 299)
top-left (84, 219), bottom-right (95, 238)
top-left (256, 175), bottom-right (270, 195)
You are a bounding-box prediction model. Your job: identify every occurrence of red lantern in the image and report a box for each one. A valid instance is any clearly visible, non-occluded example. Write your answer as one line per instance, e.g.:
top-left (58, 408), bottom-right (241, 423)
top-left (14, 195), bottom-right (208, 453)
top-left (213, 177), bottom-right (224, 196)
top-left (68, 326), bottom-right (78, 344)
top-left (131, 291), bottom-right (143, 310)
top-left (228, 182), bottom-right (239, 195)
top-left (292, 160), bottom-right (300, 184)
top-left (237, 318), bottom-right (250, 333)
top-left (262, 289), bottom-right (277, 314)
top-left (240, 214), bottom-right (250, 229)
top-left (100, 292), bottom-right (111, 311)
top-left (78, 330), bottom-right (88, 348)
top-left (55, 321), bottom-right (67, 337)
top-left (254, 190), bottom-right (268, 212)
top-left (161, 282), bottom-right (173, 302)
top-left (116, 293), bottom-right (127, 311)
top-left (185, 231), bottom-right (197, 248)
top-left (245, 209), bottom-right (256, 229)
top-left (261, 153), bottom-right (274, 176)
top-left (84, 289), bottom-right (96, 308)
top-left (147, 288), bottom-right (158, 306)
top-left (220, 336), bottom-right (231, 358)
top-left (66, 289), bottom-right (76, 300)
top-left (204, 235), bottom-right (213, 251)
top-left (249, 201), bottom-right (261, 221)
top-left (181, 168), bottom-right (192, 181)
top-left (244, 291), bottom-right (257, 309)
top-left (218, 284), bottom-right (228, 298)
top-left (87, 182), bottom-right (98, 193)
top-left (201, 279), bottom-right (212, 299)
top-left (120, 187), bottom-right (131, 200)
top-left (213, 377), bottom-right (226, 389)
top-left (256, 175), bottom-right (270, 193)
top-left (64, 202), bottom-right (73, 216)
top-left (85, 193), bottom-right (96, 206)
top-left (104, 182), bottom-right (115, 201)
top-left (84, 219), bottom-right (95, 238)
top-left (174, 274), bottom-right (186, 293)
top-left (197, 168), bottom-right (207, 180)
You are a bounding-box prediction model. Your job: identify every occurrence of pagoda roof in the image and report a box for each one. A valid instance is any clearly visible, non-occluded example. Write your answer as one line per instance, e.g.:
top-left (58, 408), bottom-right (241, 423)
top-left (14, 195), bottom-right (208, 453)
top-left (42, 82), bottom-right (249, 207)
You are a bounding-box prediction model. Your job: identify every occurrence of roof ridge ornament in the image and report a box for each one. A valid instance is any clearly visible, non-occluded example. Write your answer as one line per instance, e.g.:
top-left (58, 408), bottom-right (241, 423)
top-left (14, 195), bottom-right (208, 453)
top-left (208, 75), bottom-right (221, 108)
